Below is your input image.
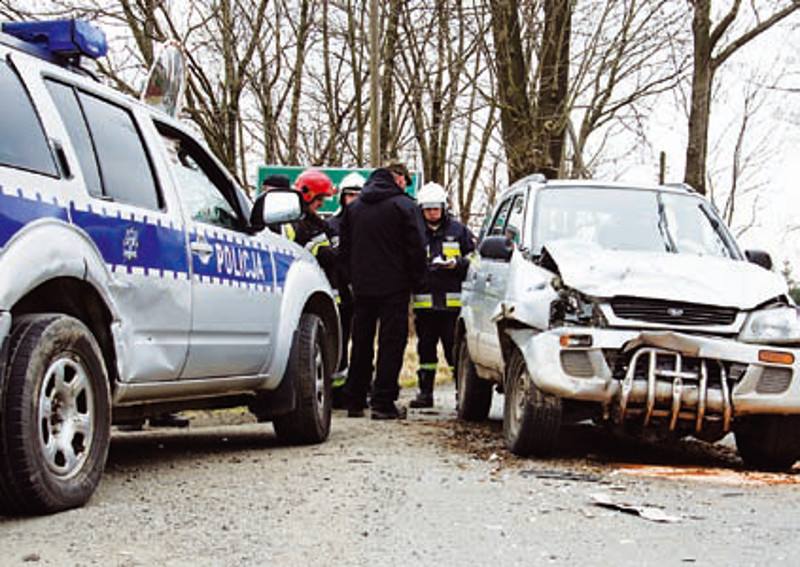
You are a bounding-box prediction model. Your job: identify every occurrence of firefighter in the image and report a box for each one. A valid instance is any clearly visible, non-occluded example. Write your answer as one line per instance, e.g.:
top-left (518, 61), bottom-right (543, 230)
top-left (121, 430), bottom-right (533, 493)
top-left (288, 169), bottom-right (337, 284)
top-left (327, 172), bottom-right (364, 408)
top-left (411, 182), bottom-right (475, 408)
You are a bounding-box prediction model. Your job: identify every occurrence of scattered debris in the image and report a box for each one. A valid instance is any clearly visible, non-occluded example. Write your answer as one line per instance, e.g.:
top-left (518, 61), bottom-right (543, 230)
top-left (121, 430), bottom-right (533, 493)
top-left (520, 468), bottom-right (602, 482)
top-left (590, 492), bottom-right (681, 523)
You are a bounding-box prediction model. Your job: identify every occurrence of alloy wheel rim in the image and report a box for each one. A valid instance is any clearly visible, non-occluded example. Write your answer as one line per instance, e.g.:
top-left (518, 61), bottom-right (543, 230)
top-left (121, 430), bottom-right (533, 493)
top-left (38, 356), bottom-right (94, 479)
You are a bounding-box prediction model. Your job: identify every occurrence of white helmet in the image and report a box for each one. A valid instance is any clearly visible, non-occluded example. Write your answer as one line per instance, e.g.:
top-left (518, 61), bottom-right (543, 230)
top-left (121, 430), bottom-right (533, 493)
top-left (339, 171), bottom-right (365, 194)
top-left (417, 182), bottom-right (447, 210)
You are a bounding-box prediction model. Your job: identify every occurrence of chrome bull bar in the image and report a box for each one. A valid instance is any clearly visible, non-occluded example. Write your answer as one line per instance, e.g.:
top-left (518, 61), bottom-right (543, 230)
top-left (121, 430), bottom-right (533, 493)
top-left (618, 348), bottom-right (732, 434)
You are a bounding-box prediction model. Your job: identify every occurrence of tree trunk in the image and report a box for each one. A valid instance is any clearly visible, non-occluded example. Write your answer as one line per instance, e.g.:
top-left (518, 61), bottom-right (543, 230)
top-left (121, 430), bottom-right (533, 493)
top-left (288, 0), bottom-right (311, 165)
top-left (380, 0), bottom-right (402, 161)
top-left (684, 0), bottom-right (713, 195)
top-left (489, 0), bottom-right (537, 183)
top-left (536, 0), bottom-right (572, 179)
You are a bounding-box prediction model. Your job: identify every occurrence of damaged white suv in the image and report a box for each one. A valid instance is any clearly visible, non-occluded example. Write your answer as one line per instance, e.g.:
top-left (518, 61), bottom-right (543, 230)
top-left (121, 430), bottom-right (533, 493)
top-left (456, 176), bottom-right (800, 470)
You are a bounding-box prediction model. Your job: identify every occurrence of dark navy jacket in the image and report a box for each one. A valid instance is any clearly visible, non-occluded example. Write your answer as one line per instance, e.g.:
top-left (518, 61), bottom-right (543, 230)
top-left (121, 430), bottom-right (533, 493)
top-left (339, 168), bottom-right (427, 298)
top-left (413, 214), bottom-right (475, 311)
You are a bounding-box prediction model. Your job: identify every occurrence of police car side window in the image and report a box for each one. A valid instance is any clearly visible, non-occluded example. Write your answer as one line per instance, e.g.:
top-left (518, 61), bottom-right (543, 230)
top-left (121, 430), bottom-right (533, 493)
top-left (0, 61), bottom-right (57, 176)
top-left (45, 80), bottom-right (103, 195)
top-left (77, 91), bottom-right (162, 210)
top-left (156, 123), bottom-right (243, 230)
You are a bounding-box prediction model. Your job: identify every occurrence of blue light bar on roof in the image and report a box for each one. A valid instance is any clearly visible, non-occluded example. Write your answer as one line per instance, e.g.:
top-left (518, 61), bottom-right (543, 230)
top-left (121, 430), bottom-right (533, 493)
top-left (2, 19), bottom-right (107, 59)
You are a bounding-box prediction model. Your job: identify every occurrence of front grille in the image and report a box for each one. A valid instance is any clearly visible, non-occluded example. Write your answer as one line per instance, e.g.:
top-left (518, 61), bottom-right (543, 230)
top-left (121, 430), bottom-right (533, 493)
top-left (610, 296), bottom-right (737, 326)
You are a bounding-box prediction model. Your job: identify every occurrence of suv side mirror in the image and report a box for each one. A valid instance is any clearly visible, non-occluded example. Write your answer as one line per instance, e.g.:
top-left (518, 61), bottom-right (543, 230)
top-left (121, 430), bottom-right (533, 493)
top-left (478, 235), bottom-right (513, 262)
top-left (745, 249), bottom-right (773, 271)
top-left (251, 189), bottom-right (303, 230)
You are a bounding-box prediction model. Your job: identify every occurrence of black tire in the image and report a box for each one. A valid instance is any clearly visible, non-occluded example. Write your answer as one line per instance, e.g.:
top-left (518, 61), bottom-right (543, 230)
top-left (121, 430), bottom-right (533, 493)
top-left (503, 349), bottom-right (562, 457)
top-left (272, 313), bottom-right (331, 444)
top-left (734, 415), bottom-right (800, 471)
top-left (455, 335), bottom-right (492, 421)
top-left (0, 314), bottom-right (111, 515)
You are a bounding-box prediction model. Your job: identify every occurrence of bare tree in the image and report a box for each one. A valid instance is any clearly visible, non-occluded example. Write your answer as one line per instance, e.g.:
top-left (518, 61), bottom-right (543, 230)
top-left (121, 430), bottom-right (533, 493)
top-left (684, 0), bottom-right (800, 195)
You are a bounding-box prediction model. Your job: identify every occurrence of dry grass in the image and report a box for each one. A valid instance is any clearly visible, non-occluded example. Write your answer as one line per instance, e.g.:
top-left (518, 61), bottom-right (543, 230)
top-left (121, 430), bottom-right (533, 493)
top-left (399, 335), bottom-right (453, 389)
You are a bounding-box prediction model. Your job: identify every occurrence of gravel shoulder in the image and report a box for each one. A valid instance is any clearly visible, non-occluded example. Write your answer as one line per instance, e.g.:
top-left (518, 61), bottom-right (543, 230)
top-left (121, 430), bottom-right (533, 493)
top-left (2, 386), bottom-right (800, 566)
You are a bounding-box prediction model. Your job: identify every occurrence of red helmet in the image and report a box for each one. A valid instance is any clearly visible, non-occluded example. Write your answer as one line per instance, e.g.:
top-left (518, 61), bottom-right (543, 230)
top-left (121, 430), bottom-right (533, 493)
top-left (294, 169), bottom-right (334, 203)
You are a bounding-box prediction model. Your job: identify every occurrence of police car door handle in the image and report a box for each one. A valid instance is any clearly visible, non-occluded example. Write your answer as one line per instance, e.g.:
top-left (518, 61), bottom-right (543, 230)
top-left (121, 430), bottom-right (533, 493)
top-left (485, 273), bottom-right (493, 284)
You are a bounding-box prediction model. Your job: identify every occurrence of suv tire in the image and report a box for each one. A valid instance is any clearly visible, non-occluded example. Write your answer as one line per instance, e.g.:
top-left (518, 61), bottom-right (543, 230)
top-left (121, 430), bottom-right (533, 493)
top-left (0, 314), bottom-right (111, 515)
top-left (734, 415), bottom-right (800, 471)
top-left (273, 313), bottom-right (331, 444)
top-left (503, 348), bottom-right (561, 457)
top-left (455, 335), bottom-right (492, 421)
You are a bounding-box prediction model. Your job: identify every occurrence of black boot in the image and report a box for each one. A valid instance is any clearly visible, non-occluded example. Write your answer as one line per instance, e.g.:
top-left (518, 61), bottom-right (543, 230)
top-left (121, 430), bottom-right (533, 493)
top-left (410, 369), bottom-right (435, 408)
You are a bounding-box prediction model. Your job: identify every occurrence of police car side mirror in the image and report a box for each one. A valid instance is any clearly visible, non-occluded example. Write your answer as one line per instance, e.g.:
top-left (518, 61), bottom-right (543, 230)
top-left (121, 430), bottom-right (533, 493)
top-left (252, 189), bottom-right (303, 229)
top-left (745, 249), bottom-right (773, 271)
top-left (479, 235), bottom-right (513, 262)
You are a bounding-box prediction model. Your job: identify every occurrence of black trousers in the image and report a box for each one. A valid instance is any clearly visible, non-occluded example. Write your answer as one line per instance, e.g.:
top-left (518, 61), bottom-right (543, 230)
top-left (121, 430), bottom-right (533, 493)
top-left (344, 291), bottom-right (410, 410)
top-left (414, 309), bottom-right (457, 372)
top-left (337, 296), bottom-right (352, 371)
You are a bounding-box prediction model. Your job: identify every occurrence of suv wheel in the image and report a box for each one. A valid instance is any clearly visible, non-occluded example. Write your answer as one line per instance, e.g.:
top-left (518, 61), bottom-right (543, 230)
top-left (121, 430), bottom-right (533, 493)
top-left (503, 349), bottom-right (561, 456)
top-left (0, 314), bottom-right (111, 515)
top-left (273, 313), bottom-right (331, 444)
top-left (455, 335), bottom-right (492, 421)
top-left (734, 415), bottom-right (800, 471)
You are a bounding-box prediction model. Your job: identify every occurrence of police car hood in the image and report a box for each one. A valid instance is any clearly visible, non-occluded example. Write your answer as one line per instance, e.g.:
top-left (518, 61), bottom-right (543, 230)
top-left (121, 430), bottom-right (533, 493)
top-left (543, 240), bottom-right (786, 309)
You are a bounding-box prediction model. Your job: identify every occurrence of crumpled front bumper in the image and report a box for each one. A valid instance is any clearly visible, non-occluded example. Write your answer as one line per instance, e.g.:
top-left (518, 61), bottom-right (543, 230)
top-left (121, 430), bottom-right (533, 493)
top-left (506, 327), bottom-right (800, 423)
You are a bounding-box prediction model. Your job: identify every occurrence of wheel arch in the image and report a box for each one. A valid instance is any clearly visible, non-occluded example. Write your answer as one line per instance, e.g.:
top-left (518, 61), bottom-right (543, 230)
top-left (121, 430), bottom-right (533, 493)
top-left (302, 291), bottom-right (340, 377)
top-left (10, 277), bottom-right (118, 388)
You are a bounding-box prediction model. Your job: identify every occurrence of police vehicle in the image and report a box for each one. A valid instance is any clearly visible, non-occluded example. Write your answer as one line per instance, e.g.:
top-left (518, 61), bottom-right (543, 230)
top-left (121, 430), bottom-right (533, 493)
top-left (0, 19), bottom-right (339, 515)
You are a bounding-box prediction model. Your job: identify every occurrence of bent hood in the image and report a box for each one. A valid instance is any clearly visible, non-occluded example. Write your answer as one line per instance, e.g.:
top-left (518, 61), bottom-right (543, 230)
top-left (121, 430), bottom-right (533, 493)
top-left (543, 240), bottom-right (786, 309)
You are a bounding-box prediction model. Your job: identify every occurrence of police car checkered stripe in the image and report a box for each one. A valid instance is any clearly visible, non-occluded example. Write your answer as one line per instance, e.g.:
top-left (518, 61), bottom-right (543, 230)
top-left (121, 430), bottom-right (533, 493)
top-left (0, 185), bottom-right (295, 289)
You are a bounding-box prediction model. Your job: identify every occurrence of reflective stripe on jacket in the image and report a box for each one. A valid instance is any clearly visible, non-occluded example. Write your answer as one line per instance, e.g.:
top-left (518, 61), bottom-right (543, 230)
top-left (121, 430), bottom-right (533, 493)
top-left (414, 215), bottom-right (475, 311)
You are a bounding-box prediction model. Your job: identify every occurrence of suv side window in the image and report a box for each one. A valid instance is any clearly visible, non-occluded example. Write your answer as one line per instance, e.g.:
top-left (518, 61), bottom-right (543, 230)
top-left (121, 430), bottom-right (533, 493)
top-left (156, 122), bottom-right (245, 230)
top-left (0, 60), bottom-right (57, 176)
top-left (487, 197), bottom-right (514, 237)
top-left (45, 79), bottom-right (162, 210)
top-left (45, 80), bottom-right (102, 195)
top-left (504, 195), bottom-right (524, 243)
top-left (79, 92), bottom-right (161, 210)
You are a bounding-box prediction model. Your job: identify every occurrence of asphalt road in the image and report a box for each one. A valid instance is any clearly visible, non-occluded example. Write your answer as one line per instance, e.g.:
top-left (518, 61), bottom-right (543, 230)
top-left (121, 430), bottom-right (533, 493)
top-left (1, 385), bottom-right (799, 566)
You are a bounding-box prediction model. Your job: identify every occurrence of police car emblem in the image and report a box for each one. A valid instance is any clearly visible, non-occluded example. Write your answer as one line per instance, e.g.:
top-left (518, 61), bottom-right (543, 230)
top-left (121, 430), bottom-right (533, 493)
top-left (122, 226), bottom-right (139, 262)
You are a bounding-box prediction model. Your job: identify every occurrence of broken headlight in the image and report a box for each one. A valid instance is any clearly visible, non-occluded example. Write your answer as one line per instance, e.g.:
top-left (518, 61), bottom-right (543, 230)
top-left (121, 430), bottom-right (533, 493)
top-left (549, 283), bottom-right (607, 328)
top-left (740, 306), bottom-right (800, 344)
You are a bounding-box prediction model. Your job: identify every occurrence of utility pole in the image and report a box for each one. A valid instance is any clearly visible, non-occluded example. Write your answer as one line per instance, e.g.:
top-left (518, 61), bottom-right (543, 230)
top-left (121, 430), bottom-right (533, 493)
top-left (369, 0), bottom-right (380, 166)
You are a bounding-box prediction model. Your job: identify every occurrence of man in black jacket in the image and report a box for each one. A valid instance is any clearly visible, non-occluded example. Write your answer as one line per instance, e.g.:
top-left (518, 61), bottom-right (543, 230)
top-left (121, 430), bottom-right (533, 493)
top-left (339, 163), bottom-right (427, 420)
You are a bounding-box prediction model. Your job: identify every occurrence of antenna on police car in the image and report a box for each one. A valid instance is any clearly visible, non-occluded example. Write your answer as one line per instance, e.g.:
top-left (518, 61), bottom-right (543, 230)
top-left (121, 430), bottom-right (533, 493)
top-left (141, 40), bottom-right (186, 118)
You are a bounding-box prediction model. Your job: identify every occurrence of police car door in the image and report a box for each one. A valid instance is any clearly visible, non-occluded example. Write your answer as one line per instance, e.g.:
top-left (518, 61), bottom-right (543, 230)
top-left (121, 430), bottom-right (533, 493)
top-left (156, 122), bottom-right (274, 378)
top-left (36, 73), bottom-right (192, 382)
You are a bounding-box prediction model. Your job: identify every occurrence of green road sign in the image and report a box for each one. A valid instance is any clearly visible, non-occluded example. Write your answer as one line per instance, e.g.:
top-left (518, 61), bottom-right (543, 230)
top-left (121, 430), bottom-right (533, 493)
top-left (257, 165), bottom-right (419, 214)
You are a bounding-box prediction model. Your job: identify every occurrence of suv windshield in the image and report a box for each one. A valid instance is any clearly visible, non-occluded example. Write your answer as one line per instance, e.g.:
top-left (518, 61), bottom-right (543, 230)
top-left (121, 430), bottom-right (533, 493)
top-left (533, 187), bottom-right (739, 259)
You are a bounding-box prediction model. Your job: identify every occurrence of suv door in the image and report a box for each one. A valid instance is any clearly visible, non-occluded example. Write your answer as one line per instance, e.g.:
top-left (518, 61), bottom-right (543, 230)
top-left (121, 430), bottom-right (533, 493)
top-left (479, 193), bottom-right (524, 370)
top-left (156, 122), bottom-right (276, 378)
top-left (42, 77), bottom-right (191, 382)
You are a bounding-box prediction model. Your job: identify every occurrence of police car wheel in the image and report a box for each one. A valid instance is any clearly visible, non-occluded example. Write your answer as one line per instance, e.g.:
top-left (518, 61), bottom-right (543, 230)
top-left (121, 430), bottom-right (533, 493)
top-left (503, 349), bottom-right (561, 457)
top-left (734, 415), bottom-right (800, 471)
top-left (455, 336), bottom-right (492, 421)
top-left (272, 313), bottom-right (332, 445)
top-left (0, 314), bottom-right (111, 515)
